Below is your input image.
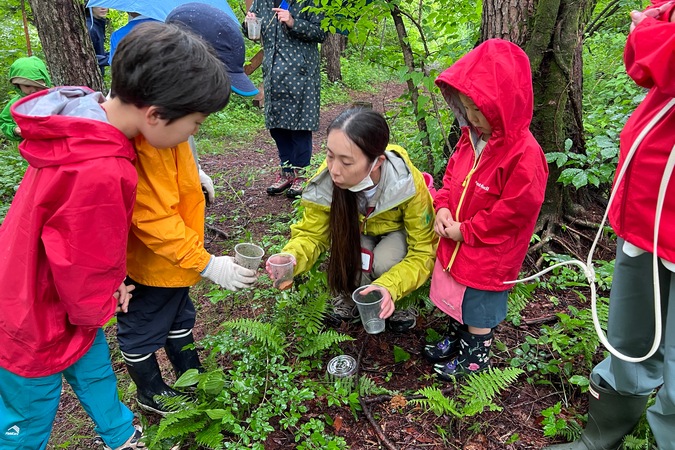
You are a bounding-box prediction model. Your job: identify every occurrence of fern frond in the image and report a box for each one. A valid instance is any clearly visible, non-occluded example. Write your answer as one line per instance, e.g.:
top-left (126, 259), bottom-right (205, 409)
top-left (222, 318), bottom-right (287, 353)
top-left (294, 294), bottom-right (328, 334)
top-left (560, 419), bottom-right (582, 441)
top-left (409, 387), bottom-right (462, 417)
top-left (152, 409), bottom-right (207, 445)
top-left (358, 375), bottom-right (393, 397)
top-left (506, 289), bottom-right (529, 324)
top-left (195, 421), bottom-right (225, 450)
top-left (459, 367), bottom-right (524, 416)
top-left (296, 329), bottom-right (353, 357)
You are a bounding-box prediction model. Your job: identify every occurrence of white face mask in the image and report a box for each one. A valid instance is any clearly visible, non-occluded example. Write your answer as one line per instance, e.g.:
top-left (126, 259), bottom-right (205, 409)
top-left (348, 158), bottom-right (378, 192)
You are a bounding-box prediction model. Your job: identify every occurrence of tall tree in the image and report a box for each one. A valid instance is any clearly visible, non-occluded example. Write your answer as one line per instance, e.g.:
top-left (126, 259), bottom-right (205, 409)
top-left (27, 0), bottom-right (102, 90)
top-left (481, 0), bottom-right (596, 240)
top-left (321, 33), bottom-right (346, 82)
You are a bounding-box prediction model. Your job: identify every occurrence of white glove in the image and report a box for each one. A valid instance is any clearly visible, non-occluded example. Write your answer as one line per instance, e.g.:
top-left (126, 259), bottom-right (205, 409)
top-left (202, 255), bottom-right (256, 291)
top-left (199, 168), bottom-right (215, 206)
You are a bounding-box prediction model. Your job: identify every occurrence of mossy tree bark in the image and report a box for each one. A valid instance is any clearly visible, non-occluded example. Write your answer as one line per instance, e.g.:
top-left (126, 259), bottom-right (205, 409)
top-left (481, 0), bottom-right (595, 240)
top-left (27, 0), bottom-right (102, 90)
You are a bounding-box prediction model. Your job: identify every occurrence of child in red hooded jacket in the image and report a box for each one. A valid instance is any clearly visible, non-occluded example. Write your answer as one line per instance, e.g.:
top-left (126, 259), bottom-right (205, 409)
top-left (424, 39), bottom-right (548, 379)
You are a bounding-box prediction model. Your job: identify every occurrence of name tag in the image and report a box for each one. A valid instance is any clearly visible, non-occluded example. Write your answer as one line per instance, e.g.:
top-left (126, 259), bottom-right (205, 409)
top-left (361, 248), bottom-right (373, 272)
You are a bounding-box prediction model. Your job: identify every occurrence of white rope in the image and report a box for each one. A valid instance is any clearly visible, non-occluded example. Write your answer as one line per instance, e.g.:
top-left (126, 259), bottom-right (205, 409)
top-left (505, 98), bottom-right (675, 363)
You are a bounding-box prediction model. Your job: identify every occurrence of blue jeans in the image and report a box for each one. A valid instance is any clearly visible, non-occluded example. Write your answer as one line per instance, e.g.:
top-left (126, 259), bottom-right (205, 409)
top-left (0, 329), bottom-right (135, 449)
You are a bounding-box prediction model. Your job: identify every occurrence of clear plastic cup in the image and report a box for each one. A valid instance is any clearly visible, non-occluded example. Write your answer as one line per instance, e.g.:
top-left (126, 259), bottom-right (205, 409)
top-left (234, 243), bottom-right (264, 271)
top-left (268, 253), bottom-right (294, 290)
top-left (352, 285), bottom-right (385, 334)
top-left (246, 17), bottom-right (261, 40)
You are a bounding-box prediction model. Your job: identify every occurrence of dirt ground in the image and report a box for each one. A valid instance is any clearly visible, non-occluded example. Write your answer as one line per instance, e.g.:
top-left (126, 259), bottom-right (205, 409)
top-left (48, 82), bottom-right (609, 449)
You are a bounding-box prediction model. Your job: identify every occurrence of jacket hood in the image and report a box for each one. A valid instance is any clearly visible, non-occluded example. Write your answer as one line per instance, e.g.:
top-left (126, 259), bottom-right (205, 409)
top-left (12, 87), bottom-right (135, 168)
top-left (435, 39), bottom-right (533, 142)
top-left (8, 56), bottom-right (52, 96)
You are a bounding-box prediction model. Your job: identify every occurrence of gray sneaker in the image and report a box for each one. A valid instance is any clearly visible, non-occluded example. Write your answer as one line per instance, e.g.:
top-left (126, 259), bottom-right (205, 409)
top-left (328, 295), bottom-right (359, 322)
top-left (103, 425), bottom-right (146, 450)
top-left (388, 307), bottom-right (418, 332)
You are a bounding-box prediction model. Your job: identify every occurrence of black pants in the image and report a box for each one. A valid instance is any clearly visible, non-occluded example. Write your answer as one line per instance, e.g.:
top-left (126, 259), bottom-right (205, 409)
top-left (117, 278), bottom-right (196, 354)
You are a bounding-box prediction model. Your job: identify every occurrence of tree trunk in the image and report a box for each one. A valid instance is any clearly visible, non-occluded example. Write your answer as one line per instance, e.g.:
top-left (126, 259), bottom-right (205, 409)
top-left (27, 0), bottom-right (102, 91)
top-left (481, 0), bottom-right (595, 233)
top-left (321, 33), bottom-right (345, 82)
top-left (390, 4), bottom-right (433, 168)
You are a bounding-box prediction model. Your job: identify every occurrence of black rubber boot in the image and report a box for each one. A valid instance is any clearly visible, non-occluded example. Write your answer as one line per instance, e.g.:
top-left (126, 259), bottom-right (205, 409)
top-left (124, 352), bottom-right (182, 416)
top-left (543, 373), bottom-right (650, 449)
top-left (423, 319), bottom-right (462, 362)
top-left (164, 329), bottom-right (202, 379)
top-left (434, 328), bottom-right (492, 380)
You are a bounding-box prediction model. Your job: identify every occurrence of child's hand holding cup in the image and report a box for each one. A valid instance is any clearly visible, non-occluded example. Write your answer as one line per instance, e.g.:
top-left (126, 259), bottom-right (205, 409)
top-left (266, 252), bottom-right (296, 290)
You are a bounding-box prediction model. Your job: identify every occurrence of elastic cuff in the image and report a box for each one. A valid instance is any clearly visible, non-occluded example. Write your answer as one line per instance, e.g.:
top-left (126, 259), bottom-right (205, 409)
top-left (200, 255), bottom-right (215, 276)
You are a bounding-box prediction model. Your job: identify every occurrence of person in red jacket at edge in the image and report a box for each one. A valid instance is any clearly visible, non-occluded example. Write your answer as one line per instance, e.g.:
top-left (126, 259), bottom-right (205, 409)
top-left (0, 22), bottom-right (231, 450)
top-left (423, 39), bottom-right (548, 379)
top-left (545, 3), bottom-right (675, 450)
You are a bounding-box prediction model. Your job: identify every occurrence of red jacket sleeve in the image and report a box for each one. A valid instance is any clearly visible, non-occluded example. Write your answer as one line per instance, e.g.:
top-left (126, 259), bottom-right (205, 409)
top-left (624, 6), bottom-right (675, 96)
top-left (42, 159), bottom-right (136, 328)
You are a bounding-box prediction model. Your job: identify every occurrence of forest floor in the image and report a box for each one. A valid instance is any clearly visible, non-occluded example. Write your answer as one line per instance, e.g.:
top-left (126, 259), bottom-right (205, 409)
top-left (48, 81), bottom-right (614, 450)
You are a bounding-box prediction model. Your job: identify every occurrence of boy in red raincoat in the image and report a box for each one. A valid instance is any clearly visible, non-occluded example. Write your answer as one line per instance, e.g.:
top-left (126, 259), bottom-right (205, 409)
top-left (0, 22), bottom-right (230, 450)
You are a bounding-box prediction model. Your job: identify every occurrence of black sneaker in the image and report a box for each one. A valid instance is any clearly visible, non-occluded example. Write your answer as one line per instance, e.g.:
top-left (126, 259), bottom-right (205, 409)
top-left (387, 307), bottom-right (418, 332)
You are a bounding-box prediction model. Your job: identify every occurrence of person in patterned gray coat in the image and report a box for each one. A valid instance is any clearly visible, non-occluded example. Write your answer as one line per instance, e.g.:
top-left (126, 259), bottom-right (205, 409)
top-left (246, 0), bottom-right (326, 198)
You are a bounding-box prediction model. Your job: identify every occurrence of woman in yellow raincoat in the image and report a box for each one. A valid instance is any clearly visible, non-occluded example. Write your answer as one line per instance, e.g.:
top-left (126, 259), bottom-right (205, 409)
top-left (277, 108), bottom-right (438, 332)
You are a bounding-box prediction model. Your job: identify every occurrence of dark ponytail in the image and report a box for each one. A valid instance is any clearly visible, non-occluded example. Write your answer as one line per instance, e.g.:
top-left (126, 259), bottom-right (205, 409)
top-left (327, 108), bottom-right (390, 296)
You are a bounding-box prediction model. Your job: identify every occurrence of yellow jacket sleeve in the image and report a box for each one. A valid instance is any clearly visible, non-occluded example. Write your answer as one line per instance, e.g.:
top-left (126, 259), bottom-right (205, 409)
top-left (126, 137), bottom-right (211, 287)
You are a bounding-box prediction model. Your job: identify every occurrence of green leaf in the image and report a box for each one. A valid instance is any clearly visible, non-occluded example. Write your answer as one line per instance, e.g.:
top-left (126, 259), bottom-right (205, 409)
top-left (546, 152), bottom-right (569, 167)
top-left (205, 409), bottom-right (229, 420)
top-left (393, 345), bottom-right (411, 363)
top-left (594, 135), bottom-right (614, 148)
top-left (572, 170), bottom-right (588, 189)
top-left (174, 368), bottom-right (200, 388)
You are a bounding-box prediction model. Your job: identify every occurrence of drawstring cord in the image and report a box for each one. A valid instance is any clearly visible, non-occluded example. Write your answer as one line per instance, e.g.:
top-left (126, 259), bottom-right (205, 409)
top-left (505, 98), bottom-right (675, 363)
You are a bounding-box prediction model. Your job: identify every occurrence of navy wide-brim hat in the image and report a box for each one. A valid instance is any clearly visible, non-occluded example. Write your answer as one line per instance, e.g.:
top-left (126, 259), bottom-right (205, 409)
top-left (167, 2), bottom-right (258, 97)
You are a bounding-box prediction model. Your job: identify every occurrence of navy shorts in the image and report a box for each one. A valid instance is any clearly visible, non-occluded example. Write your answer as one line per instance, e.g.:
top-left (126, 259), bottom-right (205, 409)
top-left (117, 278), bottom-right (196, 354)
top-left (461, 287), bottom-right (508, 329)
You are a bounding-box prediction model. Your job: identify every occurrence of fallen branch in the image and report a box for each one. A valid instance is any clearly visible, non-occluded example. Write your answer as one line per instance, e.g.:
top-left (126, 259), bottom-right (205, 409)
top-left (564, 226), bottom-right (612, 254)
top-left (205, 223), bottom-right (230, 239)
top-left (520, 315), bottom-right (558, 326)
top-left (356, 337), bottom-right (398, 450)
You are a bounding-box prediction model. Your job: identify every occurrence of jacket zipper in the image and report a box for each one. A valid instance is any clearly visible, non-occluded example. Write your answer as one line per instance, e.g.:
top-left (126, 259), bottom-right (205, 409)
top-left (445, 139), bottom-right (483, 271)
